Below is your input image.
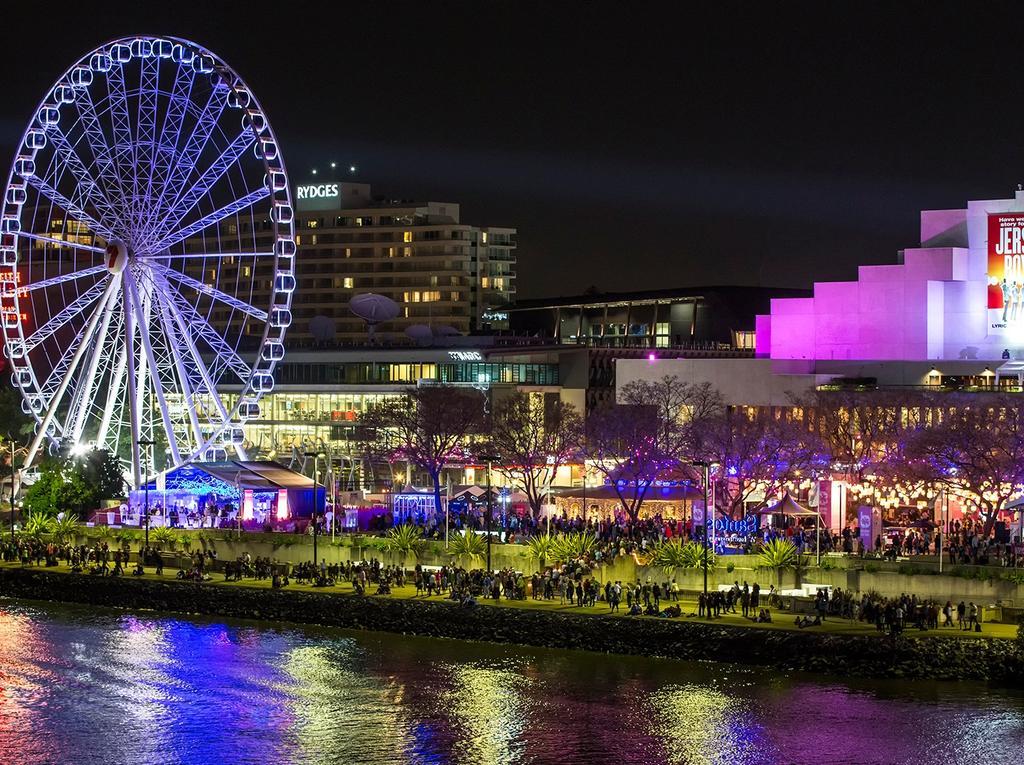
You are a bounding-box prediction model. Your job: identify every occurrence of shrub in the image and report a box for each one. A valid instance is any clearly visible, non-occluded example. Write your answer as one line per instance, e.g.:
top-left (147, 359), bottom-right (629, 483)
top-left (150, 526), bottom-right (176, 549)
top-left (897, 563), bottom-right (918, 577)
top-left (818, 558), bottom-right (837, 571)
top-left (650, 539), bottom-right (716, 574)
top-left (50, 515), bottom-right (81, 544)
top-left (757, 539), bottom-right (800, 572)
top-left (524, 533), bottom-right (556, 567)
top-left (21, 511), bottom-right (53, 539)
top-left (114, 529), bottom-right (138, 547)
top-left (1003, 570), bottom-right (1024, 585)
top-left (726, 561), bottom-right (736, 574)
top-left (449, 531), bottom-right (487, 567)
top-left (379, 524), bottom-right (425, 561)
top-left (178, 534), bottom-right (193, 552)
top-left (549, 531), bottom-right (597, 564)
top-left (864, 563), bottom-right (879, 574)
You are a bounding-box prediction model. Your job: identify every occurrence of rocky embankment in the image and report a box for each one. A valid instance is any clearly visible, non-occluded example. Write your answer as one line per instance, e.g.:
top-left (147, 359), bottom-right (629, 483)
top-left (1, 566), bottom-right (1021, 682)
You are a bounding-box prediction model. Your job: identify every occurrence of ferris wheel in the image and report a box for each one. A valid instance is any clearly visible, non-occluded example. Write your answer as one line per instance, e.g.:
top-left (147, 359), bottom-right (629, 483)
top-left (0, 36), bottom-right (295, 486)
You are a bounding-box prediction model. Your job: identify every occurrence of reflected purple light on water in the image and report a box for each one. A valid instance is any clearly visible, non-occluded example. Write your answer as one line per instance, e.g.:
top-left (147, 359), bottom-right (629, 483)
top-left (0, 601), bottom-right (1023, 765)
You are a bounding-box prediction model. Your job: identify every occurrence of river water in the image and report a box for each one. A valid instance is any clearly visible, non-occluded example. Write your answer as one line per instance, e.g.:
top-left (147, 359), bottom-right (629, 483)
top-left (0, 599), bottom-right (1021, 765)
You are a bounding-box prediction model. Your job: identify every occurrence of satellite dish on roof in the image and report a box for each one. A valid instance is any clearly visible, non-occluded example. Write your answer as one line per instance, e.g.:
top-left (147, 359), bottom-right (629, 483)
top-left (309, 315), bottom-right (337, 343)
top-left (405, 324), bottom-right (433, 346)
top-left (349, 293), bottom-right (400, 344)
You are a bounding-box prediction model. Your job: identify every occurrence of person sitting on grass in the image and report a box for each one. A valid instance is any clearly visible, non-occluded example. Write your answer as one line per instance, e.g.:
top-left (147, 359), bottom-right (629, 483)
top-left (757, 608), bottom-right (772, 623)
top-left (795, 614), bottom-right (821, 628)
top-left (627, 602), bottom-right (643, 616)
top-left (660, 604), bottom-right (682, 618)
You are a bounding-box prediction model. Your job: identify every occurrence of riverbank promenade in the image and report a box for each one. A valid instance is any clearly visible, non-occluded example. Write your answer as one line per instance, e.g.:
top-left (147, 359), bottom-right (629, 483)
top-left (0, 560), bottom-right (1016, 640)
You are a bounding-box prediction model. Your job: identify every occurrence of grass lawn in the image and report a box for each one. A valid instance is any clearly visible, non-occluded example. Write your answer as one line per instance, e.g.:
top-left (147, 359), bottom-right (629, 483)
top-left (2, 560), bottom-right (1017, 640)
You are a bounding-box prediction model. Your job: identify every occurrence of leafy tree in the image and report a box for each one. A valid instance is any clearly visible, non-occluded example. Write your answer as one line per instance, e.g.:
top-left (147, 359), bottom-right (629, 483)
top-left (360, 386), bottom-right (485, 518)
top-left (77, 448), bottom-right (126, 500)
top-left (700, 408), bottom-right (825, 519)
top-left (902, 393), bottom-right (1024, 536)
top-left (585, 403), bottom-right (669, 522)
top-left (22, 457), bottom-right (101, 518)
top-left (489, 392), bottom-right (582, 518)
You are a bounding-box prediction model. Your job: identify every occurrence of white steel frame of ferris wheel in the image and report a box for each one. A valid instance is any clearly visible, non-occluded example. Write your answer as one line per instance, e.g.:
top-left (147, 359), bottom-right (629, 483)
top-left (4, 37), bottom-right (295, 487)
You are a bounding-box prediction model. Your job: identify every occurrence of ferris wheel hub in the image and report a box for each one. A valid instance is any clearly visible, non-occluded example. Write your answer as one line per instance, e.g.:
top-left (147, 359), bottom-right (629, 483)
top-left (105, 240), bottom-right (129, 274)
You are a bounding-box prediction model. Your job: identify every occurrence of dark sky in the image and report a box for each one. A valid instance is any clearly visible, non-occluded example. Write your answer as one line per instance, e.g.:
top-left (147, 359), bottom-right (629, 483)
top-left (2, 2), bottom-right (1022, 298)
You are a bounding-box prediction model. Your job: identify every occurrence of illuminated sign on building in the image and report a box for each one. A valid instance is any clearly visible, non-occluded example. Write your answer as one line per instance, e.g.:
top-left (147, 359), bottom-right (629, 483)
top-left (296, 183), bottom-right (339, 200)
top-left (448, 351), bottom-right (483, 361)
top-left (482, 311), bottom-right (509, 322)
top-left (987, 212), bottom-right (1024, 334)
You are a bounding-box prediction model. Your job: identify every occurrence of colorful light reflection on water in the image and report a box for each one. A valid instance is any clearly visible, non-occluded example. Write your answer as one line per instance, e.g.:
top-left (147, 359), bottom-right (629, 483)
top-left (0, 599), bottom-right (1022, 765)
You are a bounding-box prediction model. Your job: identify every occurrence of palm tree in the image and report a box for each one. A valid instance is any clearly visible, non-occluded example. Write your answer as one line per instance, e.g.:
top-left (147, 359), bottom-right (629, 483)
top-left (550, 531), bottom-right (597, 564)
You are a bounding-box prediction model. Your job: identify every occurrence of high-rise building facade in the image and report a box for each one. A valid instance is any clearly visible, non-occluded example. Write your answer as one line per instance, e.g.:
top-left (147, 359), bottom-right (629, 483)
top-left (286, 181), bottom-right (516, 344)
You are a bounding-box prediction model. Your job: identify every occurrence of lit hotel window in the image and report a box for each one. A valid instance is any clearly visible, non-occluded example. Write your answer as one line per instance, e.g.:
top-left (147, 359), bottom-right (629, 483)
top-left (243, 266), bottom-right (251, 277)
top-left (481, 232), bottom-right (488, 244)
top-left (481, 277), bottom-right (490, 288)
top-left (296, 235), bottom-right (302, 245)
top-left (344, 248), bottom-right (352, 258)
top-left (451, 291), bottom-right (460, 301)
top-left (493, 278), bottom-right (504, 290)
top-left (343, 277), bottom-right (354, 288)
top-left (388, 247), bottom-right (395, 257)
top-left (403, 231), bottom-right (413, 243)
top-left (423, 291), bottom-right (440, 302)
top-left (402, 246), bottom-right (412, 257)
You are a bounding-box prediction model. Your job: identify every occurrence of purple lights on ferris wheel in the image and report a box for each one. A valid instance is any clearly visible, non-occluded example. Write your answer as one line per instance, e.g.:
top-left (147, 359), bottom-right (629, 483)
top-left (1, 35), bottom-right (296, 485)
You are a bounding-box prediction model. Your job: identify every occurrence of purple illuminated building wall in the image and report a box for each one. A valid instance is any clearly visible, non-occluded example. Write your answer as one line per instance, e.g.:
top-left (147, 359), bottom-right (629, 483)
top-left (758, 190), bottom-right (1024, 363)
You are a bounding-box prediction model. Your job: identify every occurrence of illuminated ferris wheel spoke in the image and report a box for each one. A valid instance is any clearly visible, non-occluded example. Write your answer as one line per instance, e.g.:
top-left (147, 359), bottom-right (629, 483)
top-left (23, 174), bottom-right (116, 242)
top-left (146, 85), bottom-right (231, 241)
top-left (43, 127), bottom-right (121, 234)
top-left (22, 278), bottom-right (109, 351)
top-left (146, 185), bottom-right (271, 253)
top-left (5, 37), bottom-right (293, 482)
top-left (17, 232), bottom-right (105, 254)
top-left (134, 54), bottom-right (160, 210)
top-left (151, 127), bottom-right (256, 239)
top-left (152, 263), bottom-right (268, 321)
top-left (71, 86), bottom-right (131, 223)
top-left (141, 63), bottom-right (195, 234)
top-left (18, 264), bottom-right (107, 293)
top-left (142, 251), bottom-right (274, 260)
top-left (163, 286), bottom-right (253, 381)
top-left (154, 298), bottom-right (207, 450)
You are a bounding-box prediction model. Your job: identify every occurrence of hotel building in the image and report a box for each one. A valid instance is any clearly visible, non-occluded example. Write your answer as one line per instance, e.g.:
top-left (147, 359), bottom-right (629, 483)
top-left (287, 180), bottom-right (516, 343)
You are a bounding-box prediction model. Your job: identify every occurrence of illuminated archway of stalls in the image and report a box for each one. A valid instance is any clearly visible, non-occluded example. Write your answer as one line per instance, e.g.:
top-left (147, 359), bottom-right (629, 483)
top-left (846, 474), bottom-right (1024, 524)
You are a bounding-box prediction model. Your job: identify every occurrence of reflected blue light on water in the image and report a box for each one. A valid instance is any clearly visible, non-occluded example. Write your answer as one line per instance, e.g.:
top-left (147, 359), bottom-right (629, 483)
top-left (0, 599), bottom-right (1023, 765)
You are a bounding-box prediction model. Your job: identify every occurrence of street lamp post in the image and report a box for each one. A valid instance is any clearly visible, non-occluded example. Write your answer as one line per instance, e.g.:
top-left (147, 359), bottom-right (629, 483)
top-left (305, 451), bottom-right (326, 572)
top-left (478, 453), bottom-right (500, 573)
top-left (691, 459), bottom-right (717, 617)
top-left (8, 434), bottom-right (15, 540)
top-left (139, 439), bottom-right (155, 553)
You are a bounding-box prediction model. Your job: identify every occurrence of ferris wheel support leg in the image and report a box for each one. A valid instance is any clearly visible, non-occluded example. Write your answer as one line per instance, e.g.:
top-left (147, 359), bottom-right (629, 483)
top-left (154, 298), bottom-right (204, 451)
top-left (23, 278), bottom-right (118, 469)
top-left (69, 279), bottom-right (122, 444)
top-left (125, 273), bottom-right (182, 467)
top-left (123, 276), bottom-right (142, 487)
top-left (98, 343), bottom-right (128, 452)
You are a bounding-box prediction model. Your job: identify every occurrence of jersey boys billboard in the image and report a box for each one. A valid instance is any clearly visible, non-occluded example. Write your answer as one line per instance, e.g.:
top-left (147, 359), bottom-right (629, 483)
top-left (988, 212), bottom-right (1024, 334)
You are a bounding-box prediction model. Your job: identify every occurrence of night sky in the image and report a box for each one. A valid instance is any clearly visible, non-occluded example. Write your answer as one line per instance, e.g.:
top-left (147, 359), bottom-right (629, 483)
top-left (2, 2), bottom-right (1023, 299)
